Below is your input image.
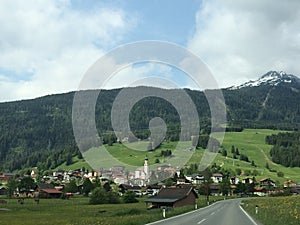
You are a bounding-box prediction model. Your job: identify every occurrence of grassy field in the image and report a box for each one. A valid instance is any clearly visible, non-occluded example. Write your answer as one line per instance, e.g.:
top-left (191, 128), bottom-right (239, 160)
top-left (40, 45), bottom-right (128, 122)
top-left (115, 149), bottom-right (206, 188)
top-left (57, 156), bottom-right (92, 171)
top-left (57, 141), bottom-right (178, 170)
top-left (0, 195), bottom-right (224, 225)
top-left (212, 129), bottom-right (300, 183)
top-left (57, 129), bottom-right (300, 184)
top-left (242, 196), bottom-right (300, 225)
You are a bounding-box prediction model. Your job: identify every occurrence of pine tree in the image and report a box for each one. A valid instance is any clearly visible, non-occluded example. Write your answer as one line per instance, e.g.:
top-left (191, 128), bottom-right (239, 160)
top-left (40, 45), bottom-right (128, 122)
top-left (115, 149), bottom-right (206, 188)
top-left (231, 145), bottom-right (235, 154)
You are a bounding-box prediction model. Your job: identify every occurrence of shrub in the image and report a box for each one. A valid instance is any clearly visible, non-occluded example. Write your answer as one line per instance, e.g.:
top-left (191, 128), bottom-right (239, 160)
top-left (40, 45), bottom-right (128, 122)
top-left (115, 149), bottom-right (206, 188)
top-left (244, 170), bottom-right (251, 176)
top-left (240, 154), bottom-right (249, 162)
top-left (90, 187), bottom-right (109, 204)
top-left (277, 171), bottom-right (284, 177)
top-left (122, 191), bottom-right (138, 203)
top-left (108, 191), bottom-right (121, 204)
top-left (89, 187), bottom-right (120, 204)
top-left (221, 149), bottom-right (227, 157)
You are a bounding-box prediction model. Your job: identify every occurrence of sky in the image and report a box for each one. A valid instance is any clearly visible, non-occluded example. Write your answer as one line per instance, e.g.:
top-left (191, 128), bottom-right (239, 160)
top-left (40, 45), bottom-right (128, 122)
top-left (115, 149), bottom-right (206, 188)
top-left (1, 0), bottom-right (300, 102)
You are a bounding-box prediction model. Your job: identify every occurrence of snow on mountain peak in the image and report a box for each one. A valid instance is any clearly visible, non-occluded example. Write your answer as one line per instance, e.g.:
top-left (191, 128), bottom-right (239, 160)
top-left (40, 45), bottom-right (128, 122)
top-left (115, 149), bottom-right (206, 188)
top-left (229, 71), bottom-right (299, 90)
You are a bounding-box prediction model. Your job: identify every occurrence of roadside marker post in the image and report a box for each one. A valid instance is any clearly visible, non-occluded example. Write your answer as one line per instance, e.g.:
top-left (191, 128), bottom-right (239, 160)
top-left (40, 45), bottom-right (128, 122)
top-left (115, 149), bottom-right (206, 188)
top-left (255, 205), bottom-right (259, 214)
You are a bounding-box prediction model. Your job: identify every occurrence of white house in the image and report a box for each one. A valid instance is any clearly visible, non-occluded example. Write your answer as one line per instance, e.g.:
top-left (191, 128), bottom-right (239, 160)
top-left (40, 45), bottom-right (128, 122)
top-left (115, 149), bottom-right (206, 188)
top-left (212, 173), bottom-right (223, 183)
top-left (230, 177), bottom-right (240, 185)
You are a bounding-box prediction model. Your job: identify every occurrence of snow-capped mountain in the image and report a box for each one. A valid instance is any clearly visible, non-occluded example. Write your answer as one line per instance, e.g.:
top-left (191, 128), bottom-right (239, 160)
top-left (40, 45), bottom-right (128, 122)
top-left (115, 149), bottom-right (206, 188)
top-left (229, 71), bottom-right (300, 90)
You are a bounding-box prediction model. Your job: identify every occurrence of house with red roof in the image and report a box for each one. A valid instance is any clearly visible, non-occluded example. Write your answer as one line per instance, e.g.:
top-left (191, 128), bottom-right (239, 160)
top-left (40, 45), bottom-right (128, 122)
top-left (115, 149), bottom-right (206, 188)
top-left (259, 178), bottom-right (276, 188)
top-left (36, 183), bottom-right (62, 198)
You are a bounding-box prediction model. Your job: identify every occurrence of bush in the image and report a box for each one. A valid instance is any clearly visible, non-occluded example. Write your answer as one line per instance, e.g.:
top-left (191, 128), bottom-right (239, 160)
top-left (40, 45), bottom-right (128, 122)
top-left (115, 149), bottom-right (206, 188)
top-left (90, 187), bottom-right (120, 204)
top-left (221, 149), bottom-right (227, 157)
top-left (244, 170), bottom-right (251, 176)
top-left (252, 170), bottom-right (259, 176)
top-left (122, 191), bottom-right (138, 203)
top-left (239, 154), bottom-right (249, 162)
top-left (277, 171), bottom-right (284, 177)
top-left (235, 168), bottom-right (242, 176)
top-left (107, 191), bottom-right (121, 204)
top-left (90, 187), bottom-right (108, 204)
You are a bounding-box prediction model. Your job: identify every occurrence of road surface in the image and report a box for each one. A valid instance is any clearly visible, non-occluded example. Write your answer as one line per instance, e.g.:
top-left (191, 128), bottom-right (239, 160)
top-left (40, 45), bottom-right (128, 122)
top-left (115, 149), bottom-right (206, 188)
top-left (146, 198), bottom-right (261, 225)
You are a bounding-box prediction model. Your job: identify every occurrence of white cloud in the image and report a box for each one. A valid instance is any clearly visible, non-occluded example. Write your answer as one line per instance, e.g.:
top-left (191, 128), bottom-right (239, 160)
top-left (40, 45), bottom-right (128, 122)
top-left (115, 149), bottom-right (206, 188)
top-left (102, 61), bottom-right (211, 91)
top-left (0, 0), bottom-right (135, 101)
top-left (102, 63), bottom-right (177, 89)
top-left (188, 0), bottom-right (300, 88)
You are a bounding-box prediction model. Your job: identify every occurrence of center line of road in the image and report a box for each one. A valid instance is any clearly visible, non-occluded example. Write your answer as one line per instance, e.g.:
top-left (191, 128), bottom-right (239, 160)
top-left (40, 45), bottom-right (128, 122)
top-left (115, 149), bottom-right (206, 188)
top-left (210, 212), bottom-right (215, 215)
top-left (197, 219), bottom-right (206, 224)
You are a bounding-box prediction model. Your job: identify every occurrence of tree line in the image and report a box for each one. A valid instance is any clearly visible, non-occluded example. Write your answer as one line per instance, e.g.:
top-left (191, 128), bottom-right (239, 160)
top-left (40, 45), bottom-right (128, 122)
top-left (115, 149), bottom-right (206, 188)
top-left (267, 131), bottom-right (300, 167)
top-left (1, 83), bottom-right (300, 171)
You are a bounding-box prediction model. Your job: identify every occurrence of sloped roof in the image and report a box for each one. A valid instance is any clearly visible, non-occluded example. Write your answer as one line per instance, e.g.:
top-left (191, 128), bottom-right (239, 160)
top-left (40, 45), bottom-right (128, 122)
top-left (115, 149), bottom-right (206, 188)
top-left (255, 188), bottom-right (266, 192)
top-left (37, 183), bottom-right (55, 189)
top-left (147, 185), bottom-right (162, 190)
top-left (259, 178), bottom-right (274, 182)
top-left (145, 187), bottom-right (197, 203)
top-left (119, 184), bottom-right (141, 190)
top-left (41, 189), bottom-right (63, 194)
top-left (212, 173), bottom-right (223, 177)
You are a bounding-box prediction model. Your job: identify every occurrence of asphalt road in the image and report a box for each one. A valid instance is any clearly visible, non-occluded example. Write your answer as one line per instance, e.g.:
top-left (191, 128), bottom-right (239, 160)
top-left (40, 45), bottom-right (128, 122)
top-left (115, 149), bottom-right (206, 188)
top-left (146, 198), bottom-right (261, 225)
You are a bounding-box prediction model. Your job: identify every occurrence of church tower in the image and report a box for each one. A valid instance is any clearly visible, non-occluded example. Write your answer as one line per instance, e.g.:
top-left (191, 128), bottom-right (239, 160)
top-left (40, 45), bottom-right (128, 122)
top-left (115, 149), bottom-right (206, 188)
top-left (144, 155), bottom-right (149, 183)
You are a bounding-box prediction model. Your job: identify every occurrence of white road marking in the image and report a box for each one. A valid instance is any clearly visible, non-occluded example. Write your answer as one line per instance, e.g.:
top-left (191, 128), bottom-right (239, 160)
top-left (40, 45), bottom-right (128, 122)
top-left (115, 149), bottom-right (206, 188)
top-left (146, 201), bottom-right (219, 225)
top-left (210, 212), bottom-right (215, 215)
top-left (239, 205), bottom-right (259, 225)
top-left (197, 219), bottom-right (206, 224)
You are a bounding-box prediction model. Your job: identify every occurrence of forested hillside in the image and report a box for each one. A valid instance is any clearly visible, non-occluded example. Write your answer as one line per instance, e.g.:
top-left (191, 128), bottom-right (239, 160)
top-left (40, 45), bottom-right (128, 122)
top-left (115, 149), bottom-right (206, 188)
top-left (267, 132), bottom-right (300, 167)
top-left (0, 72), bottom-right (300, 171)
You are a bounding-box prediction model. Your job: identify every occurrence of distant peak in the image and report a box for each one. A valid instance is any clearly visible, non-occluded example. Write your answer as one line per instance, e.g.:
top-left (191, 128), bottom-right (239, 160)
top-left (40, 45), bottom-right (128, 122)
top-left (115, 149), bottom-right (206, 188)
top-left (262, 71), bottom-right (288, 78)
top-left (229, 71), bottom-right (300, 90)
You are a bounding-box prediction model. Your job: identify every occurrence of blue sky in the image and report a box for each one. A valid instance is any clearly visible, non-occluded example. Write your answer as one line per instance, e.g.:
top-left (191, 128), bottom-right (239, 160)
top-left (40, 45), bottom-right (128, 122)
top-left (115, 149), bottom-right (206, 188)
top-left (70, 0), bottom-right (199, 45)
top-left (0, 0), bottom-right (300, 102)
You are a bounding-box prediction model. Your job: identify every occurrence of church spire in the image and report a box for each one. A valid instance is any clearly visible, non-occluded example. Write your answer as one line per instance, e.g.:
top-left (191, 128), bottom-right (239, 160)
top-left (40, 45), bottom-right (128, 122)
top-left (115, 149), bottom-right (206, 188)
top-left (144, 154), bottom-right (149, 184)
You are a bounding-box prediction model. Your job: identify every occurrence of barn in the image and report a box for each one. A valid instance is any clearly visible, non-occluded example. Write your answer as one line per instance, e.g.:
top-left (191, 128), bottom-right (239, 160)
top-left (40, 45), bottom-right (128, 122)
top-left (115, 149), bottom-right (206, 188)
top-left (145, 186), bottom-right (198, 208)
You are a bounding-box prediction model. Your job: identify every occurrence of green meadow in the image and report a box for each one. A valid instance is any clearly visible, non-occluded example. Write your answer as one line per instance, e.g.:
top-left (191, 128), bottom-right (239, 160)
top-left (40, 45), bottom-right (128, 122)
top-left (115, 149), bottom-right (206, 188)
top-left (0, 195), bottom-right (224, 225)
top-left (214, 129), bottom-right (300, 183)
top-left (58, 129), bottom-right (300, 184)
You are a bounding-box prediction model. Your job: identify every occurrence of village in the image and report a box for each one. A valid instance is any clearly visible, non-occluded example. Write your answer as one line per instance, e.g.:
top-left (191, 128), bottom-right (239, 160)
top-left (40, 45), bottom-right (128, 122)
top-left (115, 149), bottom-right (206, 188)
top-left (1, 155), bottom-right (300, 209)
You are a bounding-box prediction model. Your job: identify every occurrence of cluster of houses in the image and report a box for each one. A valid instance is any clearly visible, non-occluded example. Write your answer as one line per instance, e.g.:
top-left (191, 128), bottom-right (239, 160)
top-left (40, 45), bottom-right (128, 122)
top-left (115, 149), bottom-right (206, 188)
top-left (2, 164), bottom-right (300, 208)
top-left (34, 157), bottom-right (177, 187)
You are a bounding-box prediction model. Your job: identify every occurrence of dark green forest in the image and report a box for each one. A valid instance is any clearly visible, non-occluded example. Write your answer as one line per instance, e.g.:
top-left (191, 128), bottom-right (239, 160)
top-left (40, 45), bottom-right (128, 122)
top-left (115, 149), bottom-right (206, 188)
top-left (0, 79), bottom-right (300, 171)
top-left (267, 132), bottom-right (300, 167)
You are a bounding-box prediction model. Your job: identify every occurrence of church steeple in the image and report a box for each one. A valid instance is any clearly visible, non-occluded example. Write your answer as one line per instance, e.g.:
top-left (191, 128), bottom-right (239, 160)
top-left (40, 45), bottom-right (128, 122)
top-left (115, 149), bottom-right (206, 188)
top-left (144, 154), bottom-right (149, 183)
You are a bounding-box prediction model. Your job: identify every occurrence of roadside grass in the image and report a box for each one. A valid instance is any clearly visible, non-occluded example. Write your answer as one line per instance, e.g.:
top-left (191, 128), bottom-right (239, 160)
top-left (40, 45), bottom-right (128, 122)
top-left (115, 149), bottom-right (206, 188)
top-left (242, 196), bottom-right (300, 225)
top-left (0, 195), bottom-right (225, 225)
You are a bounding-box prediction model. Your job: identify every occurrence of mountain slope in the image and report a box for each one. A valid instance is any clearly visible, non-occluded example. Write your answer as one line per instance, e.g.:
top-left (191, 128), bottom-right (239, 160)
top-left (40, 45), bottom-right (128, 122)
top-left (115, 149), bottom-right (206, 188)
top-left (0, 71), bottom-right (300, 171)
top-left (224, 71), bottom-right (300, 127)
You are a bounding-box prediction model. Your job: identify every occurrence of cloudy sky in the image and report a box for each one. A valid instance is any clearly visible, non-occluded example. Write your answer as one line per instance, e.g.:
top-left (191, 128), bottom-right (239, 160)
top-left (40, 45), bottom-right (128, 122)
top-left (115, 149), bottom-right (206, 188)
top-left (1, 0), bottom-right (300, 102)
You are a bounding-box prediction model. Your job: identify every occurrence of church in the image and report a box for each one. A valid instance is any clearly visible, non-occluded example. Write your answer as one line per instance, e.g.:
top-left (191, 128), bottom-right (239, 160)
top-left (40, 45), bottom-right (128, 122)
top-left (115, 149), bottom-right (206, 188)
top-left (134, 155), bottom-right (150, 186)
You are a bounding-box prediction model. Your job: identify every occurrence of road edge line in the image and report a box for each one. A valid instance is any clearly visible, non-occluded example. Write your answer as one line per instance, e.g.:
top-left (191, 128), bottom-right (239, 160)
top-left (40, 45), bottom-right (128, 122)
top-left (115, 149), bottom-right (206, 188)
top-left (145, 201), bottom-right (219, 225)
top-left (239, 204), bottom-right (259, 225)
